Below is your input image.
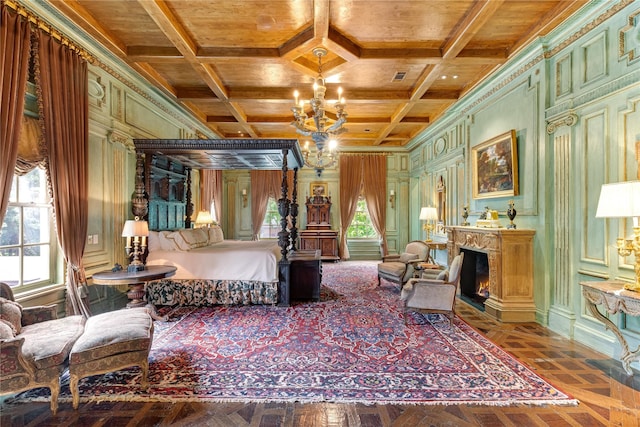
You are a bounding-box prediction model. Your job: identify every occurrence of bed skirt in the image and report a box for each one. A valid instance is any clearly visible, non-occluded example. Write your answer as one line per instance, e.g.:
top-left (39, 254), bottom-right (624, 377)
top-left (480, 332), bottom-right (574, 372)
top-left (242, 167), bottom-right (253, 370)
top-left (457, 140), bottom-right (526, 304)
top-left (146, 278), bottom-right (279, 306)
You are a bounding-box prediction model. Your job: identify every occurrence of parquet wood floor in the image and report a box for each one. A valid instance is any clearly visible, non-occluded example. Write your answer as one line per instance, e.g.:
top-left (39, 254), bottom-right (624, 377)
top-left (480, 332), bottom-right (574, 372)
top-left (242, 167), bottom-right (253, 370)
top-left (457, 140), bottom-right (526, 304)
top-left (1, 301), bottom-right (638, 426)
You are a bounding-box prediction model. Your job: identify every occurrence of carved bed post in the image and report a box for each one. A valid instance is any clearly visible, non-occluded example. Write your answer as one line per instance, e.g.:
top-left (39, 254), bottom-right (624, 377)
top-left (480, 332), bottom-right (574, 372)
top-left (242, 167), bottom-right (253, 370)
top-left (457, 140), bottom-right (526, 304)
top-left (132, 152), bottom-right (148, 219)
top-left (185, 167), bottom-right (193, 228)
top-left (277, 151), bottom-right (291, 260)
top-left (289, 167), bottom-right (299, 252)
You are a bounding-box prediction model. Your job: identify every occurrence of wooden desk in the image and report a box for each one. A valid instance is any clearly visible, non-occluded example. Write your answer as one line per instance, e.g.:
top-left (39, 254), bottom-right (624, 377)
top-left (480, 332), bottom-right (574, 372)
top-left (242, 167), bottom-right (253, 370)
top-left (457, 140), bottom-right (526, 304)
top-left (93, 265), bottom-right (176, 320)
top-left (580, 281), bottom-right (640, 375)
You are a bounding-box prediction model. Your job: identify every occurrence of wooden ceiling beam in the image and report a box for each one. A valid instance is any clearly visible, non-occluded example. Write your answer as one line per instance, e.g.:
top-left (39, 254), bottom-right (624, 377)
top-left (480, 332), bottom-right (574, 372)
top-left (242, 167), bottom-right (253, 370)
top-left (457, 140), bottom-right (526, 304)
top-left (442, 0), bottom-right (505, 60)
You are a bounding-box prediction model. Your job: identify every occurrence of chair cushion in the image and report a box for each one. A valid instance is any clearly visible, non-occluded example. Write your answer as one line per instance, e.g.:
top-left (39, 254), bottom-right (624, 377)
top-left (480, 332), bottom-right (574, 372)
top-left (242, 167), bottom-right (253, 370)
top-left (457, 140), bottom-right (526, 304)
top-left (436, 269), bottom-right (449, 281)
top-left (20, 315), bottom-right (86, 370)
top-left (378, 261), bottom-right (406, 278)
top-left (399, 252), bottom-right (419, 263)
top-left (0, 319), bottom-right (15, 339)
top-left (0, 297), bottom-right (22, 334)
top-left (70, 307), bottom-right (153, 365)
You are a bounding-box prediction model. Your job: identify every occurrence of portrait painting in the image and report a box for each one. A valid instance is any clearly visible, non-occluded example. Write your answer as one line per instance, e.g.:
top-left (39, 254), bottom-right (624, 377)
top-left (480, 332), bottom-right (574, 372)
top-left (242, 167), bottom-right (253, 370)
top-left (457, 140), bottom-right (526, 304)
top-left (472, 130), bottom-right (519, 199)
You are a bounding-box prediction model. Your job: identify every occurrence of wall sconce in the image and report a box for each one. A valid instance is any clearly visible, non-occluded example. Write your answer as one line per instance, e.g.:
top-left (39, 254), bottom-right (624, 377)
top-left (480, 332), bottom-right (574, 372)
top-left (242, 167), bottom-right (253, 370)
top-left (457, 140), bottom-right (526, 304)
top-left (122, 217), bottom-right (149, 272)
top-left (194, 210), bottom-right (215, 228)
top-left (389, 189), bottom-right (395, 209)
top-left (596, 180), bottom-right (640, 292)
top-left (241, 188), bottom-right (248, 208)
top-left (419, 206), bottom-right (438, 242)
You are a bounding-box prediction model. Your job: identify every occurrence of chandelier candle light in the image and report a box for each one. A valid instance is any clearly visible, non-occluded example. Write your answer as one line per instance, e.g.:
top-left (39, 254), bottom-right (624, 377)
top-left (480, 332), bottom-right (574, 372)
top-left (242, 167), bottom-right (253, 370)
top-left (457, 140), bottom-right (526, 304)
top-left (292, 47), bottom-right (347, 177)
top-left (122, 217), bottom-right (149, 272)
top-left (420, 207), bottom-right (438, 242)
top-left (595, 180), bottom-right (640, 292)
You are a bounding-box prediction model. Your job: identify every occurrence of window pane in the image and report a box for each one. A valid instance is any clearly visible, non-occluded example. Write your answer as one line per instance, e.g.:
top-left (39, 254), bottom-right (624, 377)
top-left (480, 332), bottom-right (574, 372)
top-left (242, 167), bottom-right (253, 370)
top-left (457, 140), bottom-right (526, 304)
top-left (23, 207), bottom-right (50, 244)
top-left (260, 198), bottom-right (280, 239)
top-left (0, 247), bottom-right (20, 285)
top-left (8, 175), bottom-right (17, 202)
top-left (347, 198), bottom-right (377, 239)
top-left (0, 206), bottom-right (20, 246)
top-left (18, 168), bottom-right (47, 204)
top-left (23, 244), bottom-right (50, 285)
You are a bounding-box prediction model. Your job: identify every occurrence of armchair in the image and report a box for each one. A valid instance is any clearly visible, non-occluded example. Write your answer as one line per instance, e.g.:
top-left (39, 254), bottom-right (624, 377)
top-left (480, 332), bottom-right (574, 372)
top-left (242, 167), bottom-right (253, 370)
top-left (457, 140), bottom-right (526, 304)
top-left (377, 240), bottom-right (429, 287)
top-left (0, 282), bottom-right (85, 414)
top-left (400, 253), bottom-right (465, 327)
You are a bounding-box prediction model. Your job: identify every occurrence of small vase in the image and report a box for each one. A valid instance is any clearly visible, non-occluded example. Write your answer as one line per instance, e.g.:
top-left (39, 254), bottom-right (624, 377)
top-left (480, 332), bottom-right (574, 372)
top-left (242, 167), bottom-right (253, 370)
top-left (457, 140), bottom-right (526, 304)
top-left (461, 206), bottom-right (470, 226)
top-left (507, 201), bottom-right (517, 229)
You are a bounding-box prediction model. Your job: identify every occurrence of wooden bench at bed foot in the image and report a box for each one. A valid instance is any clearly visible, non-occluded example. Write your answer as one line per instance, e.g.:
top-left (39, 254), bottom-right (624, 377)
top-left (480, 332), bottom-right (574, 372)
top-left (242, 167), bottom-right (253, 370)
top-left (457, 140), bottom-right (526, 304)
top-left (68, 307), bottom-right (154, 409)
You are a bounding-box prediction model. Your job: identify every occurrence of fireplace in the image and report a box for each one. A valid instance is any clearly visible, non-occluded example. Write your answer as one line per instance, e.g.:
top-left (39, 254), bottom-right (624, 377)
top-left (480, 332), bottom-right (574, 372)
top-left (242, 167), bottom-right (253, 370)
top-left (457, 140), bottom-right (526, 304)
top-left (460, 248), bottom-right (490, 305)
top-left (447, 226), bottom-right (536, 322)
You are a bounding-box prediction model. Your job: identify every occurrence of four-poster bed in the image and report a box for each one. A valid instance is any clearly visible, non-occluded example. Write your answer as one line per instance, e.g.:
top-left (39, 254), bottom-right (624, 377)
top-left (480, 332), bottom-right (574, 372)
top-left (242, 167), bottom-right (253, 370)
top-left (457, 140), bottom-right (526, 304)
top-left (131, 138), bottom-right (305, 307)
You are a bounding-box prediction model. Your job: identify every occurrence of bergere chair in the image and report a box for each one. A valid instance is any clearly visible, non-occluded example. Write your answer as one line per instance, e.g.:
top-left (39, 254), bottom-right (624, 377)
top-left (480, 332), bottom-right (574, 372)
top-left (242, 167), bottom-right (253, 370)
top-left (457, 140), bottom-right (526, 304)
top-left (400, 252), bottom-right (465, 327)
top-left (377, 240), bottom-right (429, 287)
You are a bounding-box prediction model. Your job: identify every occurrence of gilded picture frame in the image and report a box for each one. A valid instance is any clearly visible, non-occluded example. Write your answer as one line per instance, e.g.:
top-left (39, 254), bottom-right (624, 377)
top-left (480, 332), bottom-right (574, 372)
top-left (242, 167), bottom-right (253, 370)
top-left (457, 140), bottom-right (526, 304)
top-left (310, 182), bottom-right (328, 197)
top-left (471, 130), bottom-right (519, 199)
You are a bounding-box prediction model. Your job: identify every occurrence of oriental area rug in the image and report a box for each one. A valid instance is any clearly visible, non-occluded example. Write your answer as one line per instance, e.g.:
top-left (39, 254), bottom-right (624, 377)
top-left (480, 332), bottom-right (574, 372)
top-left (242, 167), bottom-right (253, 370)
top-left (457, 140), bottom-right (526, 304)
top-left (14, 261), bottom-right (577, 407)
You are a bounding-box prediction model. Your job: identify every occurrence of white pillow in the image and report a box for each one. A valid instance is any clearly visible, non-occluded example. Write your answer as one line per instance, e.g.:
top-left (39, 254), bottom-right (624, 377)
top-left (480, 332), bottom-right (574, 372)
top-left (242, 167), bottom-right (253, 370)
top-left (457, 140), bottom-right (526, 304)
top-left (147, 230), bottom-right (161, 252)
top-left (158, 230), bottom-right (179, 251)
top-left (166, 228), bottom-right (209, 251)
top-left (207, 226), bottom-right (224, 244)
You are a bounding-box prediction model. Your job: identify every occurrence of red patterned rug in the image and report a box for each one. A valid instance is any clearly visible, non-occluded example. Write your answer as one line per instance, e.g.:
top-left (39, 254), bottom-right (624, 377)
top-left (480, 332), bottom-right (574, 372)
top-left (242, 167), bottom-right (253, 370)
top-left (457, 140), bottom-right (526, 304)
top-left (14, 261), bottom-right (577, 406)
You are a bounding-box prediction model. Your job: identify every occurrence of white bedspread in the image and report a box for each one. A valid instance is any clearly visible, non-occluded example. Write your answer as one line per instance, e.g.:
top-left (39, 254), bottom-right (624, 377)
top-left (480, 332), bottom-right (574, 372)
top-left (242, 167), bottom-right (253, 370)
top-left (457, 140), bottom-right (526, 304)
top-left (146, 240), bottom-right (282, 282)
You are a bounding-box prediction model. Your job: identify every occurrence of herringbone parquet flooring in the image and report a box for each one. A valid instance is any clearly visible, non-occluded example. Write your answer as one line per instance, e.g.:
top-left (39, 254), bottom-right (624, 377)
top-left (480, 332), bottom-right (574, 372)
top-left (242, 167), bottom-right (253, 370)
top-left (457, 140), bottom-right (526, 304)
top-left (2, 299), bottom-right (639, 426)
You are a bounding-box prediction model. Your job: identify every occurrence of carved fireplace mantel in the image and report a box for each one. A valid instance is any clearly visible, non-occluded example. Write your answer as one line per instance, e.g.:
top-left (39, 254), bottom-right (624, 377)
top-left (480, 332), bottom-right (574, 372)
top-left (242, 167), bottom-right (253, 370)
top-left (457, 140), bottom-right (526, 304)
top-left (447, 226), bottom-right (536, 322)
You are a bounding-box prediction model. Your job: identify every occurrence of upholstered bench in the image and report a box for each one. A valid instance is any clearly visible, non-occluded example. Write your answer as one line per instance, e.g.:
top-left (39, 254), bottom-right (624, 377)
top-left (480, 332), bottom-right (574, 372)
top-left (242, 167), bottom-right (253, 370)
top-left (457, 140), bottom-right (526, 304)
top-left (68, 307), bottom-right (154, 409)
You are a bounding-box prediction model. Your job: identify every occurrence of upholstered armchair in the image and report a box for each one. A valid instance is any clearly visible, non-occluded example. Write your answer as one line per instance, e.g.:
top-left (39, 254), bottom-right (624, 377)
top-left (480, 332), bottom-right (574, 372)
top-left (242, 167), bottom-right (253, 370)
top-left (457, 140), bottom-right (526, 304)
top-left (377, 240), bottom-right (429, 287)
top-left (400, 252), bottom-right (465, 327)
top-left (0, 282), bottom-right (86, 414)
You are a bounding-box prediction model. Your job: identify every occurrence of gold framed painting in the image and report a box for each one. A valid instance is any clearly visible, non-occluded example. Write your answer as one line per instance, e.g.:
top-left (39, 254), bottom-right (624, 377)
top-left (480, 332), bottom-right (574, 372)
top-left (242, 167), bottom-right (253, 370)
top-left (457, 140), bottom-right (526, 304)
top-left (310, 182), bottom-right (328, 198)
top-left (471, 130), bottom-right (519, 199)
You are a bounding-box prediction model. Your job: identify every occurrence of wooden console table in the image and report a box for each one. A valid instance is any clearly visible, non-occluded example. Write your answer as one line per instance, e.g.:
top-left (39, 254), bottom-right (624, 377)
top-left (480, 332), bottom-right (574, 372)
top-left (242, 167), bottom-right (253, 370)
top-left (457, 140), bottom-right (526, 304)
top-left (92, 265), bottom-right (176, 320)
top-left (580, 281), bottom-right (640, 376)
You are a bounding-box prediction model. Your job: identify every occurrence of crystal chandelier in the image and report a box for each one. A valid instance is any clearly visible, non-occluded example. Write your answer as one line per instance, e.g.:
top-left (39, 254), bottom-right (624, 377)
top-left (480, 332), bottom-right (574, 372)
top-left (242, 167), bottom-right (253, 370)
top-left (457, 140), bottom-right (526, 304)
top-left (291, 47), bottom-right (347, 176)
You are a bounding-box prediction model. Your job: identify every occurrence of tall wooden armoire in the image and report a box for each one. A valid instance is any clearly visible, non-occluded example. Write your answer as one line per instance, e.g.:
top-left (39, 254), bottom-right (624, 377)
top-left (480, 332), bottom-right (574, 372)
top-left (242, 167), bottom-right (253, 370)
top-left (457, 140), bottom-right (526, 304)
top-left (299, 193), bottom-right (339, 261)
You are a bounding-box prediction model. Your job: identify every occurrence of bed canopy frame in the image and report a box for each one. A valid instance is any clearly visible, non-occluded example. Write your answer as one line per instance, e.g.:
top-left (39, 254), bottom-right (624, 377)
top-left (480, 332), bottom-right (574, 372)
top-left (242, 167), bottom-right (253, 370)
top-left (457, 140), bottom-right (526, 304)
top-left (131, 138), bottom-right (305, 306)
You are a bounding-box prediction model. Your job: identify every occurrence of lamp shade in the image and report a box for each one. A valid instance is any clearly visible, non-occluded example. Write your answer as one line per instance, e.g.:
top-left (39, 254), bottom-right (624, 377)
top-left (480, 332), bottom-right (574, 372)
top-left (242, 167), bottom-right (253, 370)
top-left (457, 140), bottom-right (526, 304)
top-left (195, 210), bottom-right (215, 226)
top-left (595, 180), bottom-right (640, 218)
top-left (122, 219), bottom-right (149, 237)
top-left (419, 207), bottom-right (438, 221)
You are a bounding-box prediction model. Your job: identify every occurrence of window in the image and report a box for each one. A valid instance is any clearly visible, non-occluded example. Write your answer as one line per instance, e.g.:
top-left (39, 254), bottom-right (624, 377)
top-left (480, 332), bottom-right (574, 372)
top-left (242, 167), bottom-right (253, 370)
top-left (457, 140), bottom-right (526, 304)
top-left (347, 197), bottom-right (377, 239)
top-left (0, 168), bottom-right (57, 289)
top-left (260, 197), bottom-right (280, 239)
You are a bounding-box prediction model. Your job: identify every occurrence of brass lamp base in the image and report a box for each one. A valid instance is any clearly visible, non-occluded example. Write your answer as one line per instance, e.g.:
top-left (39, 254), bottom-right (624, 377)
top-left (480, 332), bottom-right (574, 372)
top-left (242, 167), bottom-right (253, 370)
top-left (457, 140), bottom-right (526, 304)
top-left (618, 226), bottom-right (640, 293)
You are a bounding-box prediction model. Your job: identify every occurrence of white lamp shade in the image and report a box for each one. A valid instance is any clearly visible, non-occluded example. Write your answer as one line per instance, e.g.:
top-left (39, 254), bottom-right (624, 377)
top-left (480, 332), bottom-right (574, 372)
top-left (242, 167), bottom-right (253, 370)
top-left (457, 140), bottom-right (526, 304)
top-left (122, 219), bottom-right (149, 237)
top-left (195, 210), bottom-right (215, 225)
top-left (595, 180), bottom-right (640, 218)
top-left (419, 207), bottom-right (438, 221)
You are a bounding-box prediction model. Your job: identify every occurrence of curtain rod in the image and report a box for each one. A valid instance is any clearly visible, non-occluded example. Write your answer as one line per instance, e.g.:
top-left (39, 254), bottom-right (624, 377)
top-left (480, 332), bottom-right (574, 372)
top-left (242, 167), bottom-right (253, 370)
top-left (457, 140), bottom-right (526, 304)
top-left (2, 0), bottom-right (94, 63)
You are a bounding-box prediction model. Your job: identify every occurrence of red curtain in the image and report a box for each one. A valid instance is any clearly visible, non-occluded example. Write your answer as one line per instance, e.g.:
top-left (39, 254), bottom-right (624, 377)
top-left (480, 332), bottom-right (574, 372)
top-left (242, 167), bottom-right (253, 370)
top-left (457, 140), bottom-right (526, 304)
top-left (362, 155), bottom-right (388, 256)
top-left (0, 3), bottom-right (30, 225)
top-left (338, 155), bottom-right (363, 259)
top-left (36, 30), bottom-right (90, 317)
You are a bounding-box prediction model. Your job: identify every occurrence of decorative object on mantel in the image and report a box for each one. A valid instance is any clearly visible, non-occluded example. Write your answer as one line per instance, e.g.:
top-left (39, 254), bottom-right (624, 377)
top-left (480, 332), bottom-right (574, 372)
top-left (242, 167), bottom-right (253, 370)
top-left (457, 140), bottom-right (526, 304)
top-left (292, 48), bottom-right (347, 177)
top-left (476, 206), bottom-right (501, 228)
top-left (461, 206), bottom-right (470, 226)
top-left (507, 200), bottom-right (517, 229)
top-left (595, 180), bottom-right (640, 292)
top-left (122, 217), bottom-right (149, 272)
top-left (419, 207), bottom-right (438, 242)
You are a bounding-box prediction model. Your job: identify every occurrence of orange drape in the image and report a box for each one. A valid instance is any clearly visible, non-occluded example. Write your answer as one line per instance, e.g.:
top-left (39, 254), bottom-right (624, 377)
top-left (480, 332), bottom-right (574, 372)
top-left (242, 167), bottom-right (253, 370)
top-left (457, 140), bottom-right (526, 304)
top-left (200, 169), bottom-right (222, 222)
top-left (362, 155), bottom-right (388, 256)
top-left (37, 30), bottom-right (90, 317)
top-left (0, 3), bottom-right (30, 225)
top-left (338, 155), bottom-right (363, 260)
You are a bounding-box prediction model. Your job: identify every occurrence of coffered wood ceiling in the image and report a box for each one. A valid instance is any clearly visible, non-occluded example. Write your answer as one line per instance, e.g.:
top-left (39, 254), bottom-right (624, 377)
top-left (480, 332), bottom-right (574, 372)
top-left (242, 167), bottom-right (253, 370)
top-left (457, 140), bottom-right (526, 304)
top-left (48, 0), bottom-right (587, 149)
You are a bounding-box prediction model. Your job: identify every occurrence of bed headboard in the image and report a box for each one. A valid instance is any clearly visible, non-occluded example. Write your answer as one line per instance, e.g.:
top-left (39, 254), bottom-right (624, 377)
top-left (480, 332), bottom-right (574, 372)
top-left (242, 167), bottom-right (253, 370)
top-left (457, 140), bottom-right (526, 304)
top-left (144, 154), bottom-right (190, 231)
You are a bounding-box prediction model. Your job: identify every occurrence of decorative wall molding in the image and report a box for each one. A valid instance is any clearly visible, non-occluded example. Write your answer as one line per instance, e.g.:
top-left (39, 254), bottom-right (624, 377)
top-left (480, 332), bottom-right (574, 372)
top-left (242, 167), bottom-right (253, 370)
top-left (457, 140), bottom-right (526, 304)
top-left (546, 111), bottom-right (579, 134)
top-left (619, 8), bottom-right (640, 65)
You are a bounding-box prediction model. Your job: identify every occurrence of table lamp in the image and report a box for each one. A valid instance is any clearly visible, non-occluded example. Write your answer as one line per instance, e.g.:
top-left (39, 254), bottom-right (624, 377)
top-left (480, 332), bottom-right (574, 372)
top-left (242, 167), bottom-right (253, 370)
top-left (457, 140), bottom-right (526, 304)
top-left (122, 217), bottom-right (149, 272)
top-left (419, 207), bottom-right (438, 242)
top-left (194, 210), bottom-right (215, 228)
top-left (595, 180), bottom-right (640, 292)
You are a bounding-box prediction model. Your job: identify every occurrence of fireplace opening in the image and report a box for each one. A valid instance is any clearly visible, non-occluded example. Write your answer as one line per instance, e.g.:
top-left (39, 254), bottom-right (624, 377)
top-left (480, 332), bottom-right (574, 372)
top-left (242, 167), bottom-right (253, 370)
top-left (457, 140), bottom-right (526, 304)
top-left (460, 248), bottom-right (489, 308)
